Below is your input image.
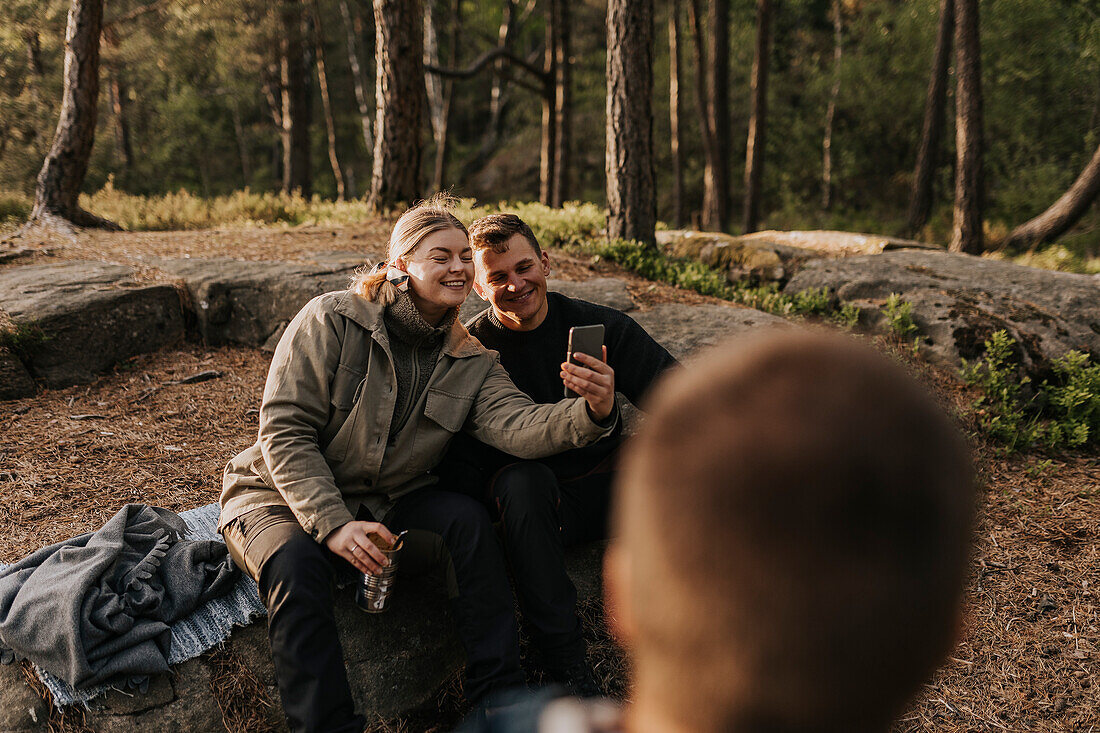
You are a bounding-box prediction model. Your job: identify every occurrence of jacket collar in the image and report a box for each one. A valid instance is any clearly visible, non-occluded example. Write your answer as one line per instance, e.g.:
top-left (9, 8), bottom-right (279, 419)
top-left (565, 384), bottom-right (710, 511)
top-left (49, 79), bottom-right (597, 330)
top-left (333, 290), bottom-right (482, 359)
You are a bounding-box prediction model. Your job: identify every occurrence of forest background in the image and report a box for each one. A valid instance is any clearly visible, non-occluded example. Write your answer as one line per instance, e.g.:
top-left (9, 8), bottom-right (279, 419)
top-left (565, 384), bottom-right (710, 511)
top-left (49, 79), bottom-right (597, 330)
top-left (0, 0), bottom-right (1098, 265)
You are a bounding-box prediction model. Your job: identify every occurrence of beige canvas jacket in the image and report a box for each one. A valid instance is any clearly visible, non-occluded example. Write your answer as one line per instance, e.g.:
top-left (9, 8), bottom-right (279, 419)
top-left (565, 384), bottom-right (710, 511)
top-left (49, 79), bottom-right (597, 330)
top-left (219, 290), bottom-right (616, 544)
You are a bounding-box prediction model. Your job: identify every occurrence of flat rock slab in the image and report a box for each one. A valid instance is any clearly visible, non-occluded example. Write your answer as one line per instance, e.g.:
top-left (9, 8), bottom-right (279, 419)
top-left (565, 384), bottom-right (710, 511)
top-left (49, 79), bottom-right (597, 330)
top-left (0, 261), bottom-right (185, 388)
top-left (459, 278), bottom-right (636, 323)
top-left (0, 545), bottom-right (604, 731)
top-left (149, 256), bottom-right (365, 347)
top-left (784, 250), bottom-right (1100, 372)
top-left (631, 303), bottom-right (791, 362)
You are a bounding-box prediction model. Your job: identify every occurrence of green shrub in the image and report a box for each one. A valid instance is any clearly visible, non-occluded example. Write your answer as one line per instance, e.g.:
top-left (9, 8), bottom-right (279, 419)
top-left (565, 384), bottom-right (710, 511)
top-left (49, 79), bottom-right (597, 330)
top-left (884, 293), bottom-right (920, 341)
top-left (565, 237), bottom-right (856, 323)
top-left (962, 329), bottom-right (1100, 452)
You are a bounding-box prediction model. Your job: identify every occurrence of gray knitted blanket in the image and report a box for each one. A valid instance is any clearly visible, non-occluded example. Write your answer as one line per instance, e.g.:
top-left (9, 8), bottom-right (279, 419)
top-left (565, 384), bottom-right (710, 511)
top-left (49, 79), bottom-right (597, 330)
top-left (0, 503), bottom-right (267, 707)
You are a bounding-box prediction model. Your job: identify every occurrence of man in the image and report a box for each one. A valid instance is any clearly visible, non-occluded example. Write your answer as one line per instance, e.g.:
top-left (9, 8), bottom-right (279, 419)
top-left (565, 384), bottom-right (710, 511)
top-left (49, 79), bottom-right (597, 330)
top-left (440, 213), bottom-right (678, 695)
top-left (463, 329), bottom-right (976, 731)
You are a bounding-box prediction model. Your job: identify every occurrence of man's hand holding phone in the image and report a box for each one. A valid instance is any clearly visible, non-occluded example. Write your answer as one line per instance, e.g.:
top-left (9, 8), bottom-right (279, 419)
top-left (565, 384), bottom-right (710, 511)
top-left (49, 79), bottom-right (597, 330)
top-left (562, 324), bottom-right (615, 422)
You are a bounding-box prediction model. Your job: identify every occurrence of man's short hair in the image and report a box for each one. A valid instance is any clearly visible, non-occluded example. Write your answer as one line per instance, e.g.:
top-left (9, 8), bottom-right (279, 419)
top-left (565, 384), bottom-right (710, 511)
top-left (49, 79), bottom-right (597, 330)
top-left (468, 213), bottom-right (542, 257)
top-left (615, 329), bottom-right (974, 732)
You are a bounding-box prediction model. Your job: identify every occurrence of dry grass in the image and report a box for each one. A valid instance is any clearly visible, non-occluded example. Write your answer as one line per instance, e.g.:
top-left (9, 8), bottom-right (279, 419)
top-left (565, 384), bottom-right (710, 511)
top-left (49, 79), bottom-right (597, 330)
top-left (1, 225), bottom-right (1097, 731)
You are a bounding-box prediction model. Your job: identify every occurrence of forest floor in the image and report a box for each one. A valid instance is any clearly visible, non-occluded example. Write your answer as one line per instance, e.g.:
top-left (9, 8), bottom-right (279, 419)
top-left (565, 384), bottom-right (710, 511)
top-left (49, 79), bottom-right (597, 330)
top-left (1, 224), bottom-right (1098, 732)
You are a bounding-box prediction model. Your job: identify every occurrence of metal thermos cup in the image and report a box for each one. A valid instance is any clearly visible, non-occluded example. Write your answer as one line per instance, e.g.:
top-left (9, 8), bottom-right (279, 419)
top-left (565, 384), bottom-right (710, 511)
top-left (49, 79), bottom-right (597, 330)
top-left (355, 534), bottom-right (404, 613)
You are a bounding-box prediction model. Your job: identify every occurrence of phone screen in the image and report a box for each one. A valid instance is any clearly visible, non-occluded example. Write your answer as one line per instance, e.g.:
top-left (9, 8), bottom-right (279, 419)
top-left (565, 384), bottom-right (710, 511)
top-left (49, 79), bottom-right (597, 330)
top-left (565, 324), bottom-right (605, 398)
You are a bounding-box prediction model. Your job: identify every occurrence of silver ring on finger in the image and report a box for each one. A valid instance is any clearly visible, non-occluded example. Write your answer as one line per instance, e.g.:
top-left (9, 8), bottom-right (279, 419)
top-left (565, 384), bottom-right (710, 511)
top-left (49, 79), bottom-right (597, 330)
top-left (350, 544), bottom-right (360, 554)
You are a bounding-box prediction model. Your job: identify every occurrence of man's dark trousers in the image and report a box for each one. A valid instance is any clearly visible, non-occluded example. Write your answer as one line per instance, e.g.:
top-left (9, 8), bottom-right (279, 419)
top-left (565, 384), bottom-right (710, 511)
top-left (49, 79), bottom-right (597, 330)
top-left (490, 461), bottom-right (613, 669)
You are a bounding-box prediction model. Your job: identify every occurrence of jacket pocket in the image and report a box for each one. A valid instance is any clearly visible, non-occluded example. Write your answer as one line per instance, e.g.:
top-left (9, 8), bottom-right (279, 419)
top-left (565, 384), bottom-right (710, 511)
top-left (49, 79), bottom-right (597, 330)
top-left (330, 363), bottom-right (366, 411)
top-left (423, 389), bottom-right (475, 433)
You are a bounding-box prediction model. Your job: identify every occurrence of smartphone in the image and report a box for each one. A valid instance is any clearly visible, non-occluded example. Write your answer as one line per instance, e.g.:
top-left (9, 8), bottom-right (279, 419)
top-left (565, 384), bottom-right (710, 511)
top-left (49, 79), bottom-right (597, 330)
top-left (564, 324), bottom-right (605, 398)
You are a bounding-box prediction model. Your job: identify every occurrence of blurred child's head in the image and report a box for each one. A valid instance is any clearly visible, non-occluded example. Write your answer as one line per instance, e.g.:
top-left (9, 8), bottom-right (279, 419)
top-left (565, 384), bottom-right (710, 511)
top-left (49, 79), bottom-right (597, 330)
top-left (608, 330), bottom-right (974, 732)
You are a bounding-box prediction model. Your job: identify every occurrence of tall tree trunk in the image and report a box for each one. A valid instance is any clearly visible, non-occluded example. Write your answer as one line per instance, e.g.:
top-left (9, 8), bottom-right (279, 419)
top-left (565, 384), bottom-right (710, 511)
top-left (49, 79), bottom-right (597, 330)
top-left (687, 0), bottom-right (719, 230)
top-left (708, 0), bottom-right (729, 230)
top-left (424, 0), bottom-right (458, 192)
top-left (489, 1), bottom-right (518, 142)
top-left (539, 0), bottom-right (560, 206)
top-left (905, 0), bottom-right (954, 237)
top-left (31, 0), bottom-right (118, 230)
top-left (606, 0), bottom-right (656, 247)
top-left (280, 0), bottom-right (312, 196)
top-left (821, 0), bottom-right (842, 211)
top-left (101, 27), bottom-right (133, 173)
top-left (950, 0), bottom-right (983, 253)
top-left (1002, 141), bottom-right (1100, 250)
top-left (742, 0), bottom-right (772, 234)
top-left (311, 0), bottom-right (346, 200)
top-left (368, 0), bottom-right (423, 210)
top-left (230, 101), bottom-right (252, 186)
top-left (550, 0), bottom-right (572, 207)
top-left (338, 0), bottom-right (374, 161)
top-left (668, 0), bottom-right (684, 229)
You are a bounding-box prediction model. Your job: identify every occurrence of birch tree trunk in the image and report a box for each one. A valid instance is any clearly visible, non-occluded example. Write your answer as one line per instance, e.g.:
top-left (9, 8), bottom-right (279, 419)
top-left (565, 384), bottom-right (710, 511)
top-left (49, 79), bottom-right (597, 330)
top-left (606, 0), bottom-right (656, 247)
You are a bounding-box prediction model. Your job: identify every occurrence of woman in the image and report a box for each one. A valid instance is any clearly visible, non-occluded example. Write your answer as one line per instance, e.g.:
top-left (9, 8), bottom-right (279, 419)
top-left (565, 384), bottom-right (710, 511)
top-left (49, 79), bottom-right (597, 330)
top-left (218, 195), bottom-right (617, 733)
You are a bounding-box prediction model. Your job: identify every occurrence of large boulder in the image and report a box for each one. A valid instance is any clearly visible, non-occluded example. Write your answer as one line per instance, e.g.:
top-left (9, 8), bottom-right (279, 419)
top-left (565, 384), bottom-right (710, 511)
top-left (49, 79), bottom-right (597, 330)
top-left (631, 303), bottom-right (790, 361)
top-left (0, 262), bottom-right (185, 388)
top-left (784, 250), bottom-right (1100, 372)
top-left (0, 346), bottom-right (35, 400)
top-left (150, 255), bottom-right (365, 347)
top-left (657, 229), bottom-right (940, 285)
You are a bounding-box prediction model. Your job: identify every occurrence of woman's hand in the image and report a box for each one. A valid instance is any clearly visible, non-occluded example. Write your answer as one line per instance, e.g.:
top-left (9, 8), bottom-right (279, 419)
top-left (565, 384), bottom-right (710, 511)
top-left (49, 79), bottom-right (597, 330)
top-left (324, 521), bottom-right (398, 574)
top-left (562, 347), bottom-right (616, 422)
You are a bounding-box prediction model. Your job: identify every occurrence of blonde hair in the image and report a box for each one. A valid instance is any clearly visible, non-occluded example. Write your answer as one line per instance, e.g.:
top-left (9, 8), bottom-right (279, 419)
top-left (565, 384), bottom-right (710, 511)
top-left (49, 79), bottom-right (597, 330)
top-left (352, 193), bottom-right (469, 306)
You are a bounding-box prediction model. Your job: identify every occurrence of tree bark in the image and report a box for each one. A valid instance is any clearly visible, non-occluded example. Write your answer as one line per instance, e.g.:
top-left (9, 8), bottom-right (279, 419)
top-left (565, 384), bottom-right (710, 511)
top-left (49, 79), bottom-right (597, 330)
top-left (950, 0), bottom-right (983, 254)
top-left (707, 0), bottom-right (729, 230)
top-left (606, 0), bottom-right (656, 247)
top-left (550, 0), bottom-right (572, 207)
top-left (280, 0), bottom-right (312, 197)
top-left (310, 0), bottom-right (346, 200)
top-left (368, 0), bottom-right (423, 210)
top-left (668, 0), bottom-right (684, 229)
top-left (101, 27), bottom-right (133, 173)
top-left (742, 0), bottom-right (772, 234)
top-left (687, 0), bottom-right (719, 230)
top-left (338, 0), bottom-right (374, 161)
top-left (539, 0), bottom-right (559, 206)
top-left (31, 0), bottom-right (118, 230)
top-left (230, 101), bottom-right (252, 186)
top-left (424, 0), bottom-right (458, 192)
top-left (905, 0), bottom-right (954, 237)
top-left (821, 0), bottom-right (842, 211)
top-left (1002, 141), bottom-right (1100, 250)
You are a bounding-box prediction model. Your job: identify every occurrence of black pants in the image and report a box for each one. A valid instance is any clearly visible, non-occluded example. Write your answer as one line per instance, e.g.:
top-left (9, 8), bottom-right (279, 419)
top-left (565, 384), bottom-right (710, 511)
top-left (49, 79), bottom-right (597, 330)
top-left (490, 462), bottom-right (613, 670)
top-left (222, 490), bottom-right (525, 733)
